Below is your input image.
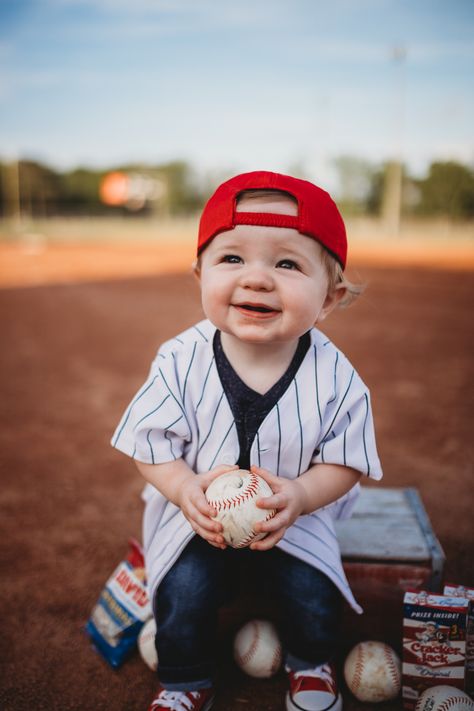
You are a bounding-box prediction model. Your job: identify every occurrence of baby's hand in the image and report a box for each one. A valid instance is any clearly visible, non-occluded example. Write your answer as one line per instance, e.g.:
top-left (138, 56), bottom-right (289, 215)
top-left (177, 464), bottom-right (238, 549)
top-left (249, 465), bottom-right (306, 551)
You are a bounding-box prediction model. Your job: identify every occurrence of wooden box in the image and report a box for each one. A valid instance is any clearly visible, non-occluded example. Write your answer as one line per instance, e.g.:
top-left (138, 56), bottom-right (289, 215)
top-left (335, 486), bottom-right (445, 647)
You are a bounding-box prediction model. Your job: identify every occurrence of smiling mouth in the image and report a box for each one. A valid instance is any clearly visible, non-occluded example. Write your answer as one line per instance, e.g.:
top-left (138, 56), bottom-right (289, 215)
top-left (238, 304), bottom-right (274, 313)
top-left (233, 303), bottom-right (279, 316)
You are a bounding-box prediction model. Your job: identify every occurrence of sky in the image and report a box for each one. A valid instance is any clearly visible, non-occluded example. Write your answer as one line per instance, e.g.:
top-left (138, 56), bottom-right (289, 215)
top-left (0, 0), bottom-right (473, 189)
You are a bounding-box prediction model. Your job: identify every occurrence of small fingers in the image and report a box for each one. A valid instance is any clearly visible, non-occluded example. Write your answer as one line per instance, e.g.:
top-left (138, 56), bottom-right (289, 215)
top-left (191, 492), bottom-right (223, 526)
top-left (190, 519), bottom-right (226, 548)
top-left (250, 464), bottom-right (279, 488)
top-left (256, 493), bottom-right (284, 510)
top-left (187, 501), bottom-right (223, 535)
top-left (254, 509), bottom-right (290, 535)
top-left (250, 529), bottom-right (284, 551)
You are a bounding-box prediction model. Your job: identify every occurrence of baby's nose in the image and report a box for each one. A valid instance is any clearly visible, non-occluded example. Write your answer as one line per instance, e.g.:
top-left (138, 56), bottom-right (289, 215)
top-left (240, 265), bottom-right (274, 291)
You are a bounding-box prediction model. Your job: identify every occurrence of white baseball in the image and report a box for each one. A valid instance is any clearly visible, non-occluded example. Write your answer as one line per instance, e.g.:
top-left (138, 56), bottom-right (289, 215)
top-left (415, 686), bottom-right (474, 711)
top-left (205, 470), bottom-right (276, 548)
top-left (138, 617), bottom-right (158, 671)
top-left (344, 640), bottom-right (401, 702)
top-left (233, 619), bottom-right (282, 678)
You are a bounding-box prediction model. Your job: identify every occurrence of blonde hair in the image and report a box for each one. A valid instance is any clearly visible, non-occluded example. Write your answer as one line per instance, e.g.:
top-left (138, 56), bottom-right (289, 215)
top-left (237, 189), bottom-right (364, 307)
top-left (319, 249), bottom-right (364, 307)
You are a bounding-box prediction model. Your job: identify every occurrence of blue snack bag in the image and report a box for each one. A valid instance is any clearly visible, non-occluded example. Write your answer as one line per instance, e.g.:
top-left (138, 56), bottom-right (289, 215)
top-left (86, 539), bottom-right (152, 667)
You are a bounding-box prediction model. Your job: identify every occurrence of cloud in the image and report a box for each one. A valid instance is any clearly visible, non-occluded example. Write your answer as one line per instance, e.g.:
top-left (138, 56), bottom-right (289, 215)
top-left (282, 38), bottom-right (474, 65)
top-left (45, 0), bottom-right (278, 30)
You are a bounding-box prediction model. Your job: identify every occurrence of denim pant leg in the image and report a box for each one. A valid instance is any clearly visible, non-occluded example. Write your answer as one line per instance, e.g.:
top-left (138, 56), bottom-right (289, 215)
top-left (261, 548), bottom-right (342, 670)
top-left (153, 536), bottom-right (235, 690)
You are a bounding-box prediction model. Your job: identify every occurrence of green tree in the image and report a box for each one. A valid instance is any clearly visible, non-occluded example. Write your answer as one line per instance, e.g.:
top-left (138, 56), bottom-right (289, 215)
top-left (333, 156), bottom-right (376, 215)
top-left (146, 161), bottom-right (204, 215)
top-left (17, 160), bottom-right (62, 217)
top-left (415, 161), bottom-right (474, 218)
top-left (365, 163), bottom-right (389, 216)
top-left (58, 168), bottom-right (104, 215)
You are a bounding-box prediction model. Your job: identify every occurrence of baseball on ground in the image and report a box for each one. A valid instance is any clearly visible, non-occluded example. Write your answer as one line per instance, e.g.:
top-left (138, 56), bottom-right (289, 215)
top-left (138, 617), bottom-right (158, 671)
top-left (343, 640), bottom-right (401, 702)
top-left (233, 619), bottom-right (283, 678)
top-left (415, 685), bottom-right (474, 711)
top-left (205, 469), bottom-right (276, 548)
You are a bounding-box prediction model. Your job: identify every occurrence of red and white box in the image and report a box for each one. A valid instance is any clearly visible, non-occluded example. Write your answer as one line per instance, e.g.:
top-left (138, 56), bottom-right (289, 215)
top-left (443, 583), bottom-right (474, 698)
top-left (402, 589), bottom-right (472, 709)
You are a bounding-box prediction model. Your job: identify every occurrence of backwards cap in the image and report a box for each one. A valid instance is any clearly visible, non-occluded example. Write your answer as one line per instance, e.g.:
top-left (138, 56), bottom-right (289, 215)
top-left (198, 170), bottom-right (347, 269)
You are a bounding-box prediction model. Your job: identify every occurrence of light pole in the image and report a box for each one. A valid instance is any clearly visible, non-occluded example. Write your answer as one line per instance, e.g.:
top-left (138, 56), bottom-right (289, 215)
top-left (382, 45), bottom-right (406, 237)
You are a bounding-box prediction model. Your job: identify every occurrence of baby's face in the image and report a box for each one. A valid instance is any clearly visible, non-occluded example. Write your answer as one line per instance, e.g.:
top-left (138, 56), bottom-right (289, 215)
top-left (196, 195), bottom-right (340, 347)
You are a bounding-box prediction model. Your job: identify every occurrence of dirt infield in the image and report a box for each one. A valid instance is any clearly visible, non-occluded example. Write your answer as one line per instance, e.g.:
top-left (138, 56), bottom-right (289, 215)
top-left (0, 248), bottom-right (473, 710)
top-left (1, 233), bottom-right (474, 289)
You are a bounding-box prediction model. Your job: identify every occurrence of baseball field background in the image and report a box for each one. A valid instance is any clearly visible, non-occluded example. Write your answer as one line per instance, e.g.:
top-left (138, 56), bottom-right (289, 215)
top-left (0, 216), bottom-right (473, 710)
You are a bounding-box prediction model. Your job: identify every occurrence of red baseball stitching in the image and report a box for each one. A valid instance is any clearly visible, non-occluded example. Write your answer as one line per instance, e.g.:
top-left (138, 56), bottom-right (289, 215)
top-left (270, 640), bottom-right (282, 672)
top-left (437, 696), bottom-right (473, 711)
top-left (238, 621), bottom-right (260, 667)
top-left (237, 622), bottom-right (281, 674)
top-left (233, 511), bottom-right (276, 548)
top-left (207, 472), bottom-right (262, 512)
top-left (382, 644), bottom-right (399, 689)
top-left (207, 472), bottom-right (276, 546)
top-left (351, 644), bottom-right (364, 693)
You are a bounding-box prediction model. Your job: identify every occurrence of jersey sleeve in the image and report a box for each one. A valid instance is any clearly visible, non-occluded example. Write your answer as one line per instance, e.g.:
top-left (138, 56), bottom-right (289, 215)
top-left (111, 351), bottom-right (191, 465)
top-left (312, 357), bottom-right (382, 480)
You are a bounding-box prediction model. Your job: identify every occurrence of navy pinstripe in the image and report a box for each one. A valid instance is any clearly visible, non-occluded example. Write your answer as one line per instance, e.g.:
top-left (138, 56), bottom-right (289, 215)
top-left (209, 421), bottom-right (237, 469)
top-left (294, 380), bottom-right (304, 476)
top-left (112, 374), bottom-right (160, 446)
top-left (159, 367), bottom-right (192, 439)
top-left (313, 345), bottom-right (323, 427)
top-left (275, 403), bottom-right (282, 475)
top-left (132, 394), bottom-right (171, 432)
top-left (182, 341), bottom-right (197, 405)
top-left (318, 369), bottom-right (355, 444)
top-left (197, 390), bottom-right (225, 453)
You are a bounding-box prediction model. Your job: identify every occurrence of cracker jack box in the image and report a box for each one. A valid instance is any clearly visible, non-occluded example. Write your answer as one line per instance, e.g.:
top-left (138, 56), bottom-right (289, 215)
top-left (85, 539), bottom-right (152, 668)
top-left (444, 583), bottom-right (474, 698)
top-left (402, 589), bottom-right (473, 709)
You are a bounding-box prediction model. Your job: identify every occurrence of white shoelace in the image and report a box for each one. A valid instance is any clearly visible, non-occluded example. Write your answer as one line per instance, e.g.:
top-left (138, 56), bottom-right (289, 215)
top-left (288, 663), bottom-right (334, 685)
top-left (152, 689), bottom-right (203, 710)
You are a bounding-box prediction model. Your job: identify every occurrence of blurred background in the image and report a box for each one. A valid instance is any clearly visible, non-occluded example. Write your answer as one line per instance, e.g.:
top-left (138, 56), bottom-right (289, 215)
top-left (1, 4), bottom-right (473, 709)
top-left (0, 0), bottom-right (473, 282)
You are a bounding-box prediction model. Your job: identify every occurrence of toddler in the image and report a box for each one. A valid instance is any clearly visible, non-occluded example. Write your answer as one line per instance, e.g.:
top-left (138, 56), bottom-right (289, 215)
top-left (112, 171), bottom-right (383, 711)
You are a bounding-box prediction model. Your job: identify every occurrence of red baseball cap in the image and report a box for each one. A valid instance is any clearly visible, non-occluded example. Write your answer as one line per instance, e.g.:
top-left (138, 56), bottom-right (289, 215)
top-left (197, 170), bottom-right (347, 269)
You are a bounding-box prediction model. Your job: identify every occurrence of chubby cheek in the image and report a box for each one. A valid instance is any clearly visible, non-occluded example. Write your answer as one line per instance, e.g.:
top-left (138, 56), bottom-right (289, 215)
top-left (286, 288), bottom-right (327, 328)
top-left (200, 282), bottom-right (229, 326)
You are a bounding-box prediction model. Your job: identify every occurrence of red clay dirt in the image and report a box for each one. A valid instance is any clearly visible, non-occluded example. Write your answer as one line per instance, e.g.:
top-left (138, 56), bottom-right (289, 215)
top-left (0, 248), bottom-right (473, 710)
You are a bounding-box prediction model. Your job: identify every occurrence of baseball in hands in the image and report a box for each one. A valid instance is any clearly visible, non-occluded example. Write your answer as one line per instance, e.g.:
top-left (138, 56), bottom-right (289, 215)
top-left (343, 640), bottom-right (401, 702)
top-left (415, 686), bottom-right (474, 711)
top-left (233, 619), bottom-right (283, 678)
top-left (205, 469), bottom-right (276, 548)
top-left (138, 617), bottom-right (158, 671)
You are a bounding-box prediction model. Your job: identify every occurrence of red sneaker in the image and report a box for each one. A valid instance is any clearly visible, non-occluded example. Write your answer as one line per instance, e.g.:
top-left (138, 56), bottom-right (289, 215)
top-left (148, 685), bottom-right (215, 711)
top-left (286, 663), bottom-right (342, 711)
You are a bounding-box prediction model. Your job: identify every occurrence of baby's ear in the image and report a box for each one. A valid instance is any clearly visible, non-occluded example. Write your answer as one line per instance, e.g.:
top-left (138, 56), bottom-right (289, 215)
top-left (192, 259), bottom-right (201, 282)
top-left (317, 284), bottom-right (347, 323)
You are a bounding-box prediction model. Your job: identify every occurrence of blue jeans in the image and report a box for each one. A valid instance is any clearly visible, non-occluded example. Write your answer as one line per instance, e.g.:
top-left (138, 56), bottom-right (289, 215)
top-left (153, 536), bottom-right (342, 690)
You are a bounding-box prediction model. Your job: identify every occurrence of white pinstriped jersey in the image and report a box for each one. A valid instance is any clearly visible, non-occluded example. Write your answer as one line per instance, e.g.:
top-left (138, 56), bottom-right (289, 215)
top-left (112, 319), bottom-right (382, 612)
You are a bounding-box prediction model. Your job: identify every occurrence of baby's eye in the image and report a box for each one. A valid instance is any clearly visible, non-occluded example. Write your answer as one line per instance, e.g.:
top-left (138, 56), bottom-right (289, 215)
top-left (222, 254), bottom-right (242, 264)
top-left (277, 259), bottom-right (300, 270)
